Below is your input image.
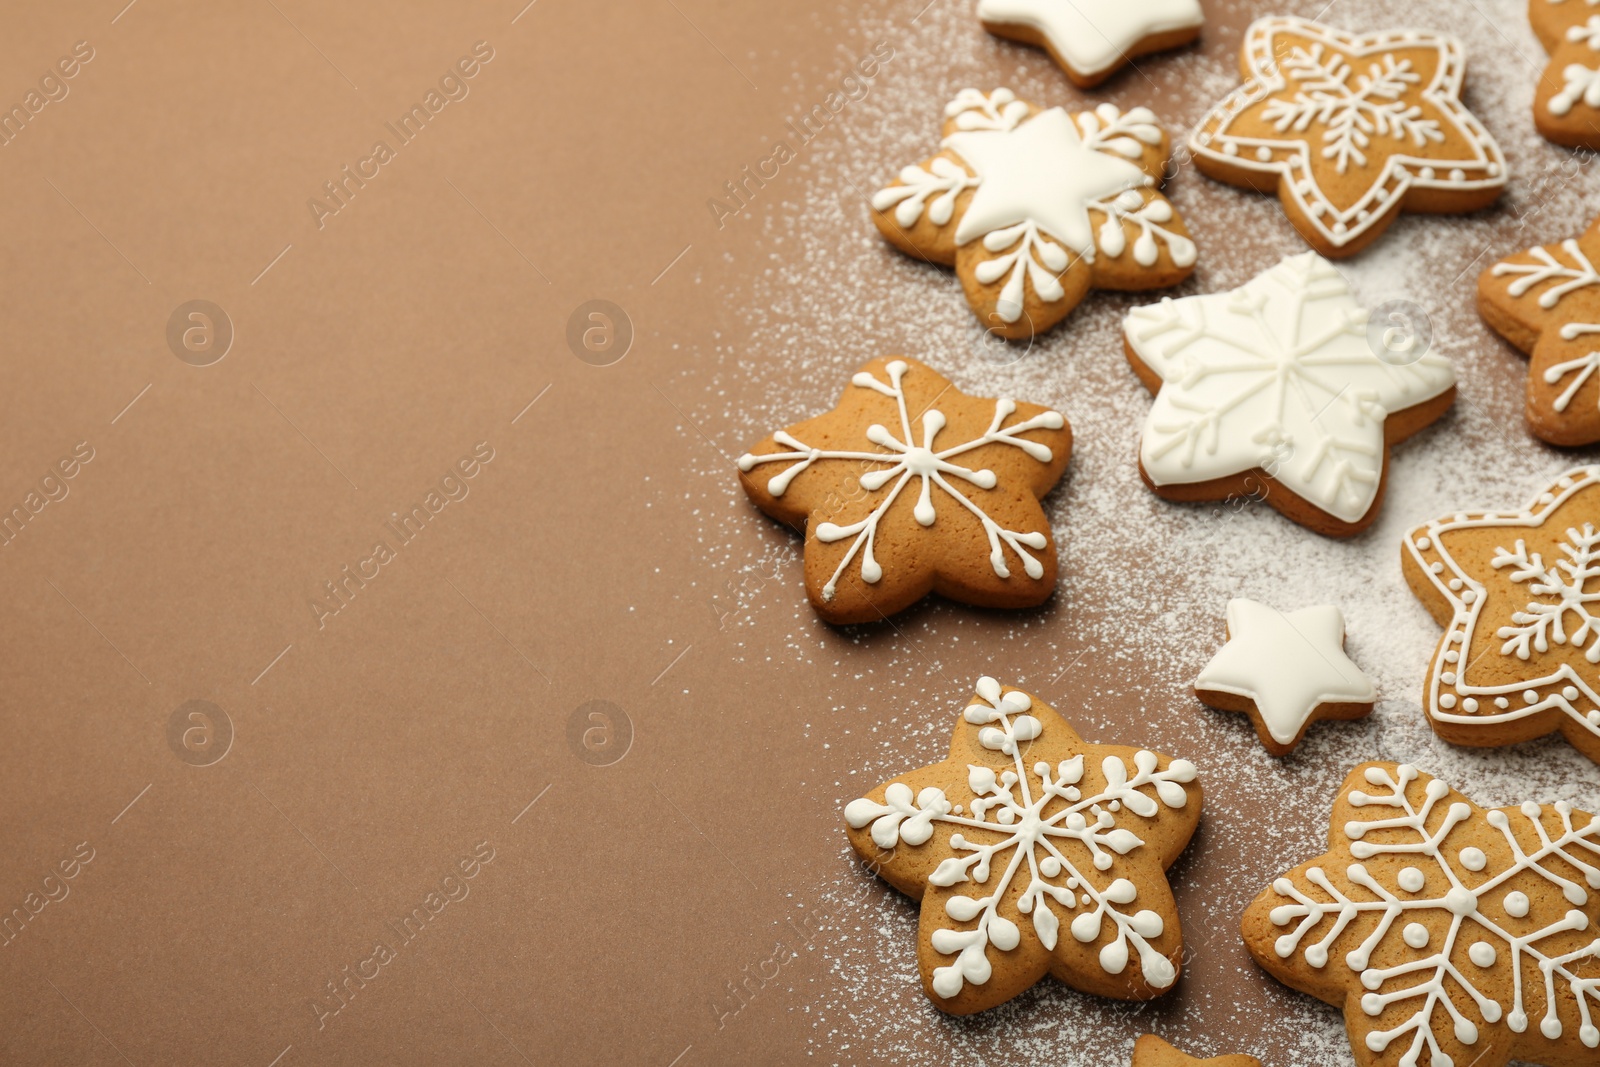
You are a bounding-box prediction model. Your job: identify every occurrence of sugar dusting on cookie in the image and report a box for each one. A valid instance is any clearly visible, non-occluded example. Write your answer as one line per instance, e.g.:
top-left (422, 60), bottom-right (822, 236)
top-left (665, 0), bottom-right (1600, 1063)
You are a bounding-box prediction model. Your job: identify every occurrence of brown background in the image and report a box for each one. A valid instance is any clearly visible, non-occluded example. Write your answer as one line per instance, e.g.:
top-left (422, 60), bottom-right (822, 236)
top-left (3, 1), bottom-right (1599, 1065)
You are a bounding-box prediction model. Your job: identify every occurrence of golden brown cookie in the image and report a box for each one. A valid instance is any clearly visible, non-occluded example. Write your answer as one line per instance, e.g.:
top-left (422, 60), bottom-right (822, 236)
top-left (737, 357), bottom-right (1071, 624)
top-left (1194, 598), bottom-right (1375, 757)
top-left (1532, 0), bottom-right (1600, 148)
top-left (1402, 465), bottom-right (1600, 765)
top-left (1188, 16), bottom-right (1507, 258)
top-left (1242, 761), bottom-right (1600, 1067)
top-left (872, 88), bottom-right (1195, 340)
top-left (843, 676), bottom-right (1201, 1014)
top-left (1132, 1034), bottom-right (1262, 1067)
top-left (1479, 219), bottom-right (1600, 446)
top-left (1124, 253), bottom-right (1457, 537)
top-left (976, 0), bottom-right (1204, 88)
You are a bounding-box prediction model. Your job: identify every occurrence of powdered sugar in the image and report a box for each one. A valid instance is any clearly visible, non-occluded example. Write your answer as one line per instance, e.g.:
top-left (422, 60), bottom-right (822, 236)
top-left (670, 0), bottom-right (1600, 1062)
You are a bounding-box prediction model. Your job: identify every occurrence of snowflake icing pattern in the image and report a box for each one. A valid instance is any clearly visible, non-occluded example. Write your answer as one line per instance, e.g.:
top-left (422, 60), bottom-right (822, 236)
top-left (737, 359), bottom-right (1067, 608)
top-left (1254, 763), bottom-right (1600, 1067)
top-left (844, 677), bottom-right (1199, 1012)
top-left (1126, 252), bottom-right (1455, 526)
top-left (1260, 45), bottom-right (1443, 173)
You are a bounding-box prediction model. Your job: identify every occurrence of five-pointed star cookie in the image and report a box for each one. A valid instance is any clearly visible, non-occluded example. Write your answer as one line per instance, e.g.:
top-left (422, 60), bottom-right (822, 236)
top-left (1479, 218), bottom-right (1600, 445)
top-left (977, 0), bottom-right (1204, 87)
top-left (1194, 598), bottom-right (1376, 756)
top-left (1242, 762), bottom-right (1600, 1067)
top-left (1403, 465), bottom-right (1600, 765)
top-left (844, 677), bottom-right (1202, 1013)
top-left (736, 357), bottom-right (1071, 625)
top-left (1531, 0), bottom-right (1600, 149)
top-left (872, 88), bottom-right (1196, 340)
top-left (1123, 253), bottom-right (1457, 537)
top-left (1132, 1034), bottom-right (1261, 1067)
top-left (1188, 16), bottom-right (1507, 258)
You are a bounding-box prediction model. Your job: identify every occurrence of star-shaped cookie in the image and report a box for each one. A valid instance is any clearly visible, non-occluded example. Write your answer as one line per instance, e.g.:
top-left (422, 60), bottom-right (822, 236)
top-left (872, 88), bottom-right (1196, 340)
top-left (977, 0), bottom-right (1204, 87)
top-left (1195, 598), bottom-right (1376, 756)
top-left (1123, 253), bottom-right (1457, 536)
top-left (844, 677), bottom-right (1201, 1014)
top-left (1532, 0), bottom-right (1600, 148)
top-left (737, 357), bottom-right (1071, 624)
top-left (1243, 762), bottom-right (1600, 1067)
top-left (1403, 465), bottom-right (1600, 765)
top-left (1188, 16), bottom-right (1507, 257)
top-left (1479, 218), bottom-right (1600, 446)
top-left (1132, 1035), bottom-right (1261, 1067)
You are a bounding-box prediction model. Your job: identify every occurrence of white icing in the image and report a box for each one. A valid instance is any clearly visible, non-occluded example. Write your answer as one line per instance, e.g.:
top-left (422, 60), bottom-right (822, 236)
top-left (975, 0), bottom-right (1204, 79)
top-left (1195, 598), bottom-right (1375, 747)
top-left (845, 676), bottom-right (1197, 1000)
top-left (873, 91), bottom-right (1194, 324)
top-left (1550, 18), bottom-right (1600, 116)
top-left (1125, 252), bottom-right (1456, 524)
top-left (1405, 466), bottom-right (1600, 749)
top-left (1267, 764), bottom-right (1600, 1062)
top-left (1544, 323), bottom-right (1600, 412)
top-left (737, 360), bottom-right (1065, 602)
top-left (1188, 17), bottom-right (1508, 249)
top-left (1491, 238), bottom-right (1600, 309)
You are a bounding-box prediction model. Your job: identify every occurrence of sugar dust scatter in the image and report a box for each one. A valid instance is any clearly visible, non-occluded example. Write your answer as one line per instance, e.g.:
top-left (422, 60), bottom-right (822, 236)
top-left (661, 0), bottom-right (1600, 1064)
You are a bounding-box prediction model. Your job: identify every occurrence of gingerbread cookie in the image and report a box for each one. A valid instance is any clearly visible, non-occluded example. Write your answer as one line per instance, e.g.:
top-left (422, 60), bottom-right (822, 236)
top-left (1479, 219), bottom-right (1600, 446)
top-left (737, 357), bottom-right (1071, 624)
top-left (844, 677), bottom-right (1201, 1013)
top-left (1124, 253), bottom-right (1457, 536)
top-left (1194, 598), bottom-right (1375, 756)
top-left (1132, 1035), bottom-right (1261, 1067)
top-left (977, 0), bottom-right (1204, 88)
top-left (1188, 16), bottom-right (1507, 258)
top-left (871, 88), bottom-right (1195, 339)
top-left (1243, 762), bottom-right (1600, 1067)
top-left (1532, 0), bottom-right (1600, 148)
top-left (1403, 465), bottom-right (1600, 765)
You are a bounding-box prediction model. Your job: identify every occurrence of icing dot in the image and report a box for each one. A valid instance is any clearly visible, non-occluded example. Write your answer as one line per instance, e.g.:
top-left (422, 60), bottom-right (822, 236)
top-left (1416, 537), bottom-right (1431, 550)
top-left (1440, 694), bottom-right (1457, 708)
top-left (1589, 710), bottom-right (1600, 726)
top-left (1448, 578), bottom-right (1463, 591)
top-left (1495, 697), bottom-right (1509, 709)
top-left (1462, 698), bottom-right (1479, 712)
top-left (1442, 672), bottom-right (1457, 684)
top-left (1255, 146), bottom-right (1271, 162)
top-left (1525, 690), bottom-right (1539, 704)
top-left (1223, 141), bottom-right (1238, 156)
top-left (1462, 590), bottom-right (1477, 604)
top-left (1040, 856), bottom-right (1061, 877)
top-left (1444, 651), bottom-right (1459, 663)
top-left (1450, 168), bottom-right (1465, 181)
top-left (1398, 867), bottom-right (1426, 893)
top-left (1565, 686), bottom-right (1581, 701)
top-left (1081, 893), bottom-right (1091, 906)
top-left (1469, 940), bottom-right (1497, 967)
top-left (1420, 166), bottom-right (1435, 180)
top-left (1430, 562), bottom-right (1445, 574)
top-left (1402, 922), bottom-right (1430, 949)
top-left (1460, 847), bottom-right (1487, 871)
top-left (1504, 891), bottom-right (1531, 918)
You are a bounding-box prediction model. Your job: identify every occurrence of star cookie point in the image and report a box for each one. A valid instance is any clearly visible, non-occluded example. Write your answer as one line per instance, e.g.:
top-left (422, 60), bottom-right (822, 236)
top-left (1531, 0), bottom-right (1600, 149)
top-left (844, 676), bottom-right (1202, 1013)
top-left (1189, 16), bottom-right (1506, 257)
top-left (976, 0), bottom-right (1205, 87)
top-left (1131, 1034), bottom-right (1262, 1067)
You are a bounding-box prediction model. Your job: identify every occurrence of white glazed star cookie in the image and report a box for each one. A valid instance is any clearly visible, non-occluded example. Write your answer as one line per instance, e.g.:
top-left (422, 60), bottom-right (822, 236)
top-left (977, 0), bottom-right (1204, 87)
top-left (1195, 598), bottom-right (1375, 755)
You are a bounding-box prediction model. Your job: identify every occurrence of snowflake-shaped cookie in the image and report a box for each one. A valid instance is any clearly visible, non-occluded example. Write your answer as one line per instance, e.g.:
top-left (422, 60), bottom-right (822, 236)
top-left (1189, 16), bottom-right (1507, 257)
top-left (1403, 466), bottom-right (1600, 765)
top-left (1243, 762), bottom-right (1600, 1067)
top-left (1124, 252), bottom-right (1456, 536)
top-left (871, 88), bottom-right (1196, 340)
top-left (844, 677), bottom-right (1201, 1014)
top-left (1479, 219), bottom-right (1600, 445)
top-left (976, 0), bottom-right (1204, 87)
top-left (1533, 0), bottom-right (1600, 148)
top-left (737, 357), bottom-right (1071, 624)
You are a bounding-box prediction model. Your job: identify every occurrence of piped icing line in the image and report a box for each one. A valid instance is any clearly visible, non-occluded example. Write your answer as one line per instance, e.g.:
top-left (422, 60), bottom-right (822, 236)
top-left (844, 677), bottom-right (1197, 999)
top-left (1491, 238), bottom-right (1600, 309)
top-left (1404, 466), bottom-right (1600, 744)
top-left (1188, 17), bottom-right (1507, 249)
top-left (1264, 764), bottom-right (1600, 1062)
top-left (1126, 253), bottom-right (1456, 524)
top-left (737, 360), bottom-right (1065, 602)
